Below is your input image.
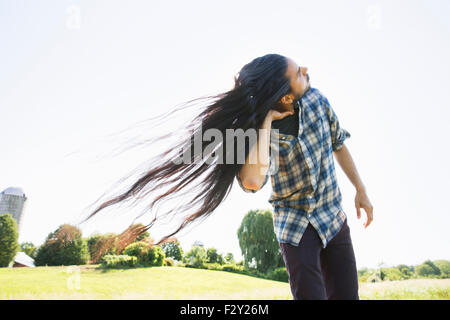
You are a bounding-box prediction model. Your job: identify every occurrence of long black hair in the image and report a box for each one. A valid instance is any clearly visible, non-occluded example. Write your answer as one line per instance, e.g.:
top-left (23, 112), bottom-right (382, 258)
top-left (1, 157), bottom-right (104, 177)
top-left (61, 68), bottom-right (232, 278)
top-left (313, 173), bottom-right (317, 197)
top-left (79, 53), bottom-right (293, 249)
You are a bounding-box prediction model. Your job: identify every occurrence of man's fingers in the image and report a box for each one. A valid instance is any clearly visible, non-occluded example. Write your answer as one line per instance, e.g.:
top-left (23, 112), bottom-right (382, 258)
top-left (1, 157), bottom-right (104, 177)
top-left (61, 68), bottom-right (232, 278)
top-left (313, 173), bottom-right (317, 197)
top-left (356, 205), bottom-right (361, 219)
top-left (364, 206), bottom-right (374, 228)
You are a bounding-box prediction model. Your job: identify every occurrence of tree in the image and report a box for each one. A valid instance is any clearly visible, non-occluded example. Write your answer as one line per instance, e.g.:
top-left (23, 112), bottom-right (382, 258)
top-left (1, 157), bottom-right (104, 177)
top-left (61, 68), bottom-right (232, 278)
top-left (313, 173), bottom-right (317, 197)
top-left (383, 267), bottom-right (407, 281)
top-left (122, 241), bottom-right (165, 266)
top-left (160, 238), bottom-right (183, 261)
top-left (415, 264), bottom-right (435, 277)
top-left (217, 253), bottom-right (225, 265)
top-left (415, 260), bottom-right (441, 277)
top-left (237, 209), bottom-right (284, 273)
top-left (434, 260), bottom-right (450, 278)
top-left (206, 247), bottom-right (224, 264)
top-left (20, 242), bottom-right (37, 259)
top-left (395, 264), bottom-right (414, 277)
top-left (123, 241), bottom-right (152, 265)
top-left (146, 246), bottom-right (165, 266)
top-left (87, 233), bottom-right (118, 264)
top-left (131, 223), bottom-right (150, 242)
top-left (114, 223), bottom-right (154, 255)
top-left (0, 214), bottom-right (19, 267)
top-left (224, 253), bottom-right (235, 264)
top-left (414, 260), bottom-right (442, 278)
top-left (424, 260), bottom-right (441, 276)
top-left (34, 224), bottom-right (90, 266)
top-left (184, 245), bottom-right (207, 268)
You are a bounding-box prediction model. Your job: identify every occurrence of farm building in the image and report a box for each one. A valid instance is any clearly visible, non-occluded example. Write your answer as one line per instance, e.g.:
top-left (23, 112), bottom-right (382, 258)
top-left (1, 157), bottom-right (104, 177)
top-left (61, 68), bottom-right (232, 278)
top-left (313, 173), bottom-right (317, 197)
top-left (9, 251), bottom-right (35, 268)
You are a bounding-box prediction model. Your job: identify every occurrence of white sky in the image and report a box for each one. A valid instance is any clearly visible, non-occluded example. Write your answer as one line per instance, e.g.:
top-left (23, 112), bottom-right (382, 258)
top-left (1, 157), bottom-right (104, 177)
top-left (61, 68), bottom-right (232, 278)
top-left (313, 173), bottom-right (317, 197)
top-left (1, 0), bottom-right (449, 269)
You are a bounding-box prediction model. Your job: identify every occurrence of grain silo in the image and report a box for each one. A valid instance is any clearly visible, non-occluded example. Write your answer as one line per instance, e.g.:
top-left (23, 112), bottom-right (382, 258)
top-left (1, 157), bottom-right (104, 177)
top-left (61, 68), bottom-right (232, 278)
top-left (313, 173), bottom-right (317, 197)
top-left (0, 187), bottom-right (27, 234)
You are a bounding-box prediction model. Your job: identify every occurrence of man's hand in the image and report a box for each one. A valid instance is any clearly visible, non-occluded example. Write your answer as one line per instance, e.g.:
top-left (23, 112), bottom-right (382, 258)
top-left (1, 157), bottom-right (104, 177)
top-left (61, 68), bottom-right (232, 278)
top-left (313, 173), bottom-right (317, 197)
top-left (355, 187), bottom-right (373, 228)
top-left (267, 109), bottom-right (294, 121)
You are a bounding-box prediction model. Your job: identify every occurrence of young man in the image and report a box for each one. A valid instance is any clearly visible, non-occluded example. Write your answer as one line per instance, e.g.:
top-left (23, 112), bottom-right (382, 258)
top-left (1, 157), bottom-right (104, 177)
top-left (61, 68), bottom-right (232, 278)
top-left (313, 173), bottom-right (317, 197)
top-left (237, 57), bottom-right (373, 300)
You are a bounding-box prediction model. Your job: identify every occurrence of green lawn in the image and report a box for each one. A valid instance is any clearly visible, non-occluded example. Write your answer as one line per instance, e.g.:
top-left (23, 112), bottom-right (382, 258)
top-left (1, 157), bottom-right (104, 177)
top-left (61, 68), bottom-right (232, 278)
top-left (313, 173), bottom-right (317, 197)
top-left (0, 265), bottom-right (449, 300)
top-left (0, 265), bottom-right (291, 299)
top-left (359, 278), bottom-right (450, 300)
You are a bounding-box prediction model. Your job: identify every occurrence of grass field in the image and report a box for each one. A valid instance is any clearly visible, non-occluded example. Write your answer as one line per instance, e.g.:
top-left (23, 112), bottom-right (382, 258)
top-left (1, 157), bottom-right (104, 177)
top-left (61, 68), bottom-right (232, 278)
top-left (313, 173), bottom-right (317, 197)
top-left (0, 265), bottom-right (448, 300)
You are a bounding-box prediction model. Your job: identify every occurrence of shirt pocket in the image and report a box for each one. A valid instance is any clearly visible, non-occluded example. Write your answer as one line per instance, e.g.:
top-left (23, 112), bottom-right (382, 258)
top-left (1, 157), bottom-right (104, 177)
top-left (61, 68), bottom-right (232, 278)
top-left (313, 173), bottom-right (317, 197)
top-left (304, 116), bottom-right (324, 144)
top-left (269, 133), bottom-right (315, 200)
top-left (302, 116), bottom-right (325, 173)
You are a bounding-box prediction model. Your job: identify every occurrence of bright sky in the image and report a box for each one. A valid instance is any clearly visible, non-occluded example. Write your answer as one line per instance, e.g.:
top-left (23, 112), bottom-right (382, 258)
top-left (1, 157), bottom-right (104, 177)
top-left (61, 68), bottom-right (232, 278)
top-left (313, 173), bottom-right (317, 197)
top-left (1, 0), bottom-right (449, 269)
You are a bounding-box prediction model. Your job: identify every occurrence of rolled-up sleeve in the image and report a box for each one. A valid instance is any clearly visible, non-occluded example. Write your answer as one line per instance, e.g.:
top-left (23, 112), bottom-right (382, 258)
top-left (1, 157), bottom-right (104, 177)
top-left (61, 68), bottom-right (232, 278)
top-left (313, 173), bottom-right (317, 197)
top-left (236, 167), bottom-right (270, 193)
top-left (321, 92), bottom-right (351, 151)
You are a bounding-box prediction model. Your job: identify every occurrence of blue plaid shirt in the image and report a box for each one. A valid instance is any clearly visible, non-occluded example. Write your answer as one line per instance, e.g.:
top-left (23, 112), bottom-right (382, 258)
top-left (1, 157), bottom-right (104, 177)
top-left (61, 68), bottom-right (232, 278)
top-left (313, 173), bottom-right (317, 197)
top-left (236, 87), bottom-right (351, 248)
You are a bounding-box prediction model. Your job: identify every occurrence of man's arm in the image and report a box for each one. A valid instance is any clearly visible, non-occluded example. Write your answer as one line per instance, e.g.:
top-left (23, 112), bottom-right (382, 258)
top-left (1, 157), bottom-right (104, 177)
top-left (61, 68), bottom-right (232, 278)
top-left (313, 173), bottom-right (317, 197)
top-left (334, 144), bottom-right (373, 228)
top-left (318, 88), bottom-right (373, 228)
top-left (236, 109), bottom-right (294, 193)
top-left (236, 114), bottom-right (273, 192)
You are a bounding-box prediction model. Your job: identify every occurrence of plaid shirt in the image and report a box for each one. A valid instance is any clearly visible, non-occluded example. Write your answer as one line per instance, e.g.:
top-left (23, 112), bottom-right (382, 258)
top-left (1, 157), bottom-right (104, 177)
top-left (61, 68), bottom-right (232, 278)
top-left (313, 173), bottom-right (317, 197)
top-left (236, 87), bottom-right (351, 248)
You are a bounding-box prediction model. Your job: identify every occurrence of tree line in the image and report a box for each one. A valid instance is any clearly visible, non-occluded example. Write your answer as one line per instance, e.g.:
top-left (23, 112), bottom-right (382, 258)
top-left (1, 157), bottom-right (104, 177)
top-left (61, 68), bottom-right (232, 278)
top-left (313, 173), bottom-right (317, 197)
top-left (1, 212), bottom-right (449, 283)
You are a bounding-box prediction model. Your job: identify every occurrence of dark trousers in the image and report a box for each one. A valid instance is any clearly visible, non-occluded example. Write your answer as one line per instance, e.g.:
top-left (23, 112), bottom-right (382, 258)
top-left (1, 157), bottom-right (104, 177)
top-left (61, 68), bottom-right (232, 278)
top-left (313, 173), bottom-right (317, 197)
top-left (279, 218), bottom-right (359, 300)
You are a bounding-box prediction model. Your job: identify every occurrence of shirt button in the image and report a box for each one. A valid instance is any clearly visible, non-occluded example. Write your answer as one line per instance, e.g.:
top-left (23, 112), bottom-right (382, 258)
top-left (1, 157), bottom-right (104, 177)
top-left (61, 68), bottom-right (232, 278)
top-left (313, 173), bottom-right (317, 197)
top-left (308, 214), bottom-right (311, 218)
